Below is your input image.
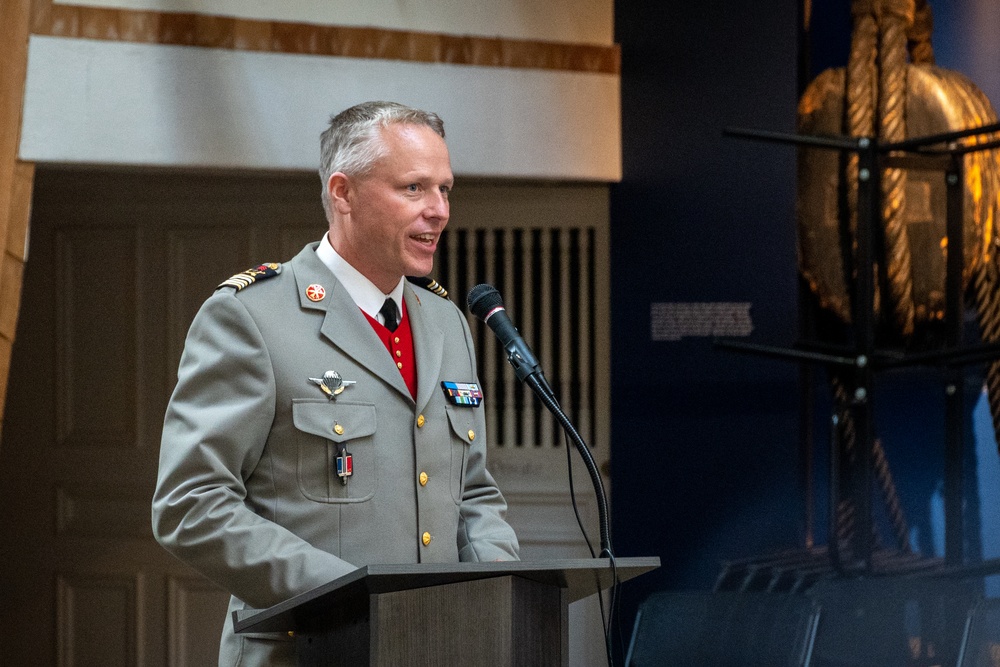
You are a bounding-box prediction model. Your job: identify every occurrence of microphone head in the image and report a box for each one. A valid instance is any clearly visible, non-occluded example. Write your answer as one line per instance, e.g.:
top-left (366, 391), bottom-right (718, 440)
top-left (467, 284), bottom-right (503, 321)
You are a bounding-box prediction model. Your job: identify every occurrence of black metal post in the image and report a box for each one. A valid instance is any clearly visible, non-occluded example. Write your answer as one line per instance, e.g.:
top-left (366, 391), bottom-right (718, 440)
top-left (944, 151), bottom-right (965, 566)
top-left (850, 137), bottom-right (878, 571)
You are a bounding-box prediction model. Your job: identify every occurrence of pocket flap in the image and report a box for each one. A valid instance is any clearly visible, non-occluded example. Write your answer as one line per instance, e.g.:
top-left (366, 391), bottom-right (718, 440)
top-left (292, 400), bottom-right (377, 443)
top-left (445, 406), bottom-right (476, 445)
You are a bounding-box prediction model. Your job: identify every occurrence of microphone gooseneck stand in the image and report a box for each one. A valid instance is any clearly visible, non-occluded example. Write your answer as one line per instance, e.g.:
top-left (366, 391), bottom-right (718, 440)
top-left (526, 373), bottom-right (614, 559)
top-left (466, 283), bottom-right (614, 558)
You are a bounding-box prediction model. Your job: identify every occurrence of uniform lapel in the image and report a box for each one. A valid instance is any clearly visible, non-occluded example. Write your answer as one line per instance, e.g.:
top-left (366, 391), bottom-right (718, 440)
top-left (405, 283), bottom-right (444, 414)
top-left (290, 244), bottom-right (412, 400)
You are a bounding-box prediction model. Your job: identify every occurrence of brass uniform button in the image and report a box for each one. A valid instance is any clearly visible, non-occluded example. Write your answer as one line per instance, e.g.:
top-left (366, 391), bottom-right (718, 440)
top-left (419, 472), bottom-right (429, 486)
top-left (422, 531), bottom-right (432, 546)
top-left (395, 350), bottom-right (402, 357)
top-left (417, 414), bottom-right (425, 428)
top-left (397, 361), bottom-right (403, 369)
top-left (468, 429), bottom-right (475, 441)
top-left (334, 424), bottom-right (344, 435)
top-left (394, 336), bottom-right (400, 344)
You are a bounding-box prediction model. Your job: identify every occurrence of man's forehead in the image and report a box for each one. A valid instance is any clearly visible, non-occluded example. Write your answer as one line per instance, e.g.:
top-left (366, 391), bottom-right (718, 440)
top-left (370, 124), bottom-right (451, 171)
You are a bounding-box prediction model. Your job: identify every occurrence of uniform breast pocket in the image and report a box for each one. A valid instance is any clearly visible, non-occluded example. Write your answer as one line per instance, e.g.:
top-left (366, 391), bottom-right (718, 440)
top-left (292, 399), bottom-right (377, 503)
top-left (444, 406), bottom-right (475, 504)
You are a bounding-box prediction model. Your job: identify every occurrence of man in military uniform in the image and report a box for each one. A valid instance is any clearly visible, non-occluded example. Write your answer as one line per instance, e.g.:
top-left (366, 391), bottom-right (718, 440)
top-left (152, 101), bottom-right (519, 666)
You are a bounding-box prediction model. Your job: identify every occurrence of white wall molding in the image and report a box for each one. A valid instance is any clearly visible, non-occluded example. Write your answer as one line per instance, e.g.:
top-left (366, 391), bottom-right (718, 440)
top-left (20, 36), bottom-right (621, 181)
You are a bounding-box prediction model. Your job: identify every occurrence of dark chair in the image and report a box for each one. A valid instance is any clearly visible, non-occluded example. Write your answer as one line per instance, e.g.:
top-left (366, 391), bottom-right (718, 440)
top-left (956, 598), bottom-right (1000, 667)
top-left (806, 577), bottom-right (977, 667)
top-left (625, 590), bottom-right (820, 667)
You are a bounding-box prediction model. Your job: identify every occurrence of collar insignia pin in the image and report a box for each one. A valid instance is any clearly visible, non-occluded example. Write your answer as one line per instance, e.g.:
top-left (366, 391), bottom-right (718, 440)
top-left (305, 284), bottom-right (326, 302)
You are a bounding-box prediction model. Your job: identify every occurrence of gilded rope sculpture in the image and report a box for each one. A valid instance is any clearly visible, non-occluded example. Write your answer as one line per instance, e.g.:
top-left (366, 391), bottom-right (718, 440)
top-left (799, 0), bottom-right (1000, 564)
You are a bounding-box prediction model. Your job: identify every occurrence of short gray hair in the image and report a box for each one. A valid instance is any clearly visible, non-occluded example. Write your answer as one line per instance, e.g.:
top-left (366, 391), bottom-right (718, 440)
top-left (319, 101), bottom-right (446, 210)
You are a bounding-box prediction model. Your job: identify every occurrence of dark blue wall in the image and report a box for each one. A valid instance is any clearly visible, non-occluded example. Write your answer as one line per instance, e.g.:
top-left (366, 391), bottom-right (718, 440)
top-left (610, 0), bottom-right (1000, 652)
top-left (610, 0), bottom-right (801, 628)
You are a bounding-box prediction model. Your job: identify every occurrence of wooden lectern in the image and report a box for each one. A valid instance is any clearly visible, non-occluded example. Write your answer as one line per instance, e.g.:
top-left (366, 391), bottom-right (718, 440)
top-left (233, 557), bottom-right (659, 666)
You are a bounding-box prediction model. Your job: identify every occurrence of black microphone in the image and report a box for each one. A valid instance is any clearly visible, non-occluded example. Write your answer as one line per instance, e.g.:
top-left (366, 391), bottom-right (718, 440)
top-left (467, 283), bottom-right (613, 559)
top-left (467, 284), bottom-right (551, 393)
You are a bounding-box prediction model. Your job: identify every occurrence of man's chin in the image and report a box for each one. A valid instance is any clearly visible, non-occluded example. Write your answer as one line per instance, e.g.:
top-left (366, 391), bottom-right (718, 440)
top-left (404, 261), bottom-right (435, 278)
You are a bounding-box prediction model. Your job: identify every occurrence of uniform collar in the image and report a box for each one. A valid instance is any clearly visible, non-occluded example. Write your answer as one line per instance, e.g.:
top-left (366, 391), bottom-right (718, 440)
top-left (316, 234), bottom-right (405, 323)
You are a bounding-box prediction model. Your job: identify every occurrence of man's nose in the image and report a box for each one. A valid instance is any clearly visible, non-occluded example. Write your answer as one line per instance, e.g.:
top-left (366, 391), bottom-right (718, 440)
top-left (425, 191), bottom-right (449, 219)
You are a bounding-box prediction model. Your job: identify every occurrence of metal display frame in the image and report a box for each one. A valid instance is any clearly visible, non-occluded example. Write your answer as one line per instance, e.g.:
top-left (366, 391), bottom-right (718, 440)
top-left (716, 121), bottom-right (1000, 573)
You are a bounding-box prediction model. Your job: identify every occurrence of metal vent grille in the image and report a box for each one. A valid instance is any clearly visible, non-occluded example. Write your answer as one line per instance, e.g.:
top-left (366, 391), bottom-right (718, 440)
top-left (436, 227), bottom-right (598, 449)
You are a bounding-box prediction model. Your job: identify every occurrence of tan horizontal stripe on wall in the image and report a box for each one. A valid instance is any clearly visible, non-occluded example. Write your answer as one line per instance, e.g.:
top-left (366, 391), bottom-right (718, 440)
top-left (30, 2), bottom-right (620, 74)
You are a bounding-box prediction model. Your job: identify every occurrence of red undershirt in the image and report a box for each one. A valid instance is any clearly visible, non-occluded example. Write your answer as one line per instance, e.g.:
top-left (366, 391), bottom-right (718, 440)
top-left (362, 302), bottom-right (417, 399)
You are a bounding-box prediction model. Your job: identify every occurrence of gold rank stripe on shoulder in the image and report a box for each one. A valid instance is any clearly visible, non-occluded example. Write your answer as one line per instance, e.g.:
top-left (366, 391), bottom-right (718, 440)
top-left (406, 276), bottom-right (449, 299)
top-left (218, 263), bottom-right (282, 291)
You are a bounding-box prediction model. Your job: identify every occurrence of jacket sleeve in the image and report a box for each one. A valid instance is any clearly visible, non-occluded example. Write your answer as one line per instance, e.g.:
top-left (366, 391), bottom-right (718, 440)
top-left (151, 290), bottom-right (356, 609)
top-left (452, 307), bottom-right (521, 562)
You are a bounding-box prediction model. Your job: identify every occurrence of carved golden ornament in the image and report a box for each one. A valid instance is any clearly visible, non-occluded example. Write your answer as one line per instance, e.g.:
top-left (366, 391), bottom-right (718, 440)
top-left (798, 65), bottom-right (1000, 329)
top-left (797, 0), bottom-right (1000, 334)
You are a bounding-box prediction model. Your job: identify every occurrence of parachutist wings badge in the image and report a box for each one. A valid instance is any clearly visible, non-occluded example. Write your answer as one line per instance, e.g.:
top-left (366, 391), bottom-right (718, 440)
top-left (309, 370), bottom-right (356, 400)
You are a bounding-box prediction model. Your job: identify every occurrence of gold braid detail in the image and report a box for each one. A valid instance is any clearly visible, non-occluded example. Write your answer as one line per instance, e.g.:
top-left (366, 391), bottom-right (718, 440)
top-left (833, 2), bottom-right (879, 565)
top-left (872, 437), bottom-right (911, 551)
top-left (973, 261), bottom-right (1000, 456)
top-left (877, 0), bottom-right (916, 336)
top-left (844, 4), bottom-right (878, 324)
top-left (831, 377), bottom-right (859, 567)
top-left (907, 0), bottom-right (934, 64)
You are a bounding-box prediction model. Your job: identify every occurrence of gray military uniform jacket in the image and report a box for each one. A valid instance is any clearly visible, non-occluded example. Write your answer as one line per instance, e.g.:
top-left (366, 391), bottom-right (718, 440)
top-left (152, 242), bottom-right (519, 666)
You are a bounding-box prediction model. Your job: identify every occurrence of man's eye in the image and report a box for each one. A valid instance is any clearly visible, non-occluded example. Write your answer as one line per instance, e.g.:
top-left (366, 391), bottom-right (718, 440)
top-left (406, 184), bottom-right (420, 192)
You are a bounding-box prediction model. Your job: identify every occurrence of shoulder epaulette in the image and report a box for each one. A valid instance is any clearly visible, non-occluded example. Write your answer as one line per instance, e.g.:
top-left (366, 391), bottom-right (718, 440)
top-left (218, 263), bottom-right (282, 291)
top-left (407, 276), bottom-right (449, 299)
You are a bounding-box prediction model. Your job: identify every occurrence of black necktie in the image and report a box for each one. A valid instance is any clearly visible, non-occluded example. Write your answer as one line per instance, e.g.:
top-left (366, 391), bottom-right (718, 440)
top-left (379, 298), bottom-right (399, 332)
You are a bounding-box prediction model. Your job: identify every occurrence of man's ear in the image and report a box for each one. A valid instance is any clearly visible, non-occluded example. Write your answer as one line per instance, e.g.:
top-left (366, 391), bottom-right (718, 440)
top-left (327, 172), bottom-right (352, 215)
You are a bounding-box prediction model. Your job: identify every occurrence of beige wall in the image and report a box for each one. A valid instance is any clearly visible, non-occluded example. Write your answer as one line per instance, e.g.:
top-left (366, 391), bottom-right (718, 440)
top-left (21, 36), bottom-right (621, 180)
top-left (21, 2), bottom-right (621, 179)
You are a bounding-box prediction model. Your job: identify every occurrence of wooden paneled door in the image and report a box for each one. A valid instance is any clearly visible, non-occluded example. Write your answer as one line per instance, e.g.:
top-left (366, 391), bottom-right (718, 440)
top-left (0, 168), bottom-right (324, 666)
top-left (0, 168), bottom-right (611, 666)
